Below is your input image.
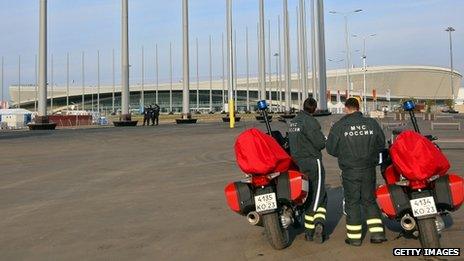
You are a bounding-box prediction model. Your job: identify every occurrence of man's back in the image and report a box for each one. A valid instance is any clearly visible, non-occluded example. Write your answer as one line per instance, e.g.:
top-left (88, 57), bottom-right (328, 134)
top-left (327, 112), bottom-right (385, 170)
top-left (288, 111), bottom-right (326, 160)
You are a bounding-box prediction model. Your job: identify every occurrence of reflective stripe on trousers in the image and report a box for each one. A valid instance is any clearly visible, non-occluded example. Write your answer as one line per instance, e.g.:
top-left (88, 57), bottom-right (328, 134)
top-left (346, 224), bottom-right (362, 239)
top-left (305, 215), bottom-right (315, 229)
top-left (366, 218), bottom-right (384, 234)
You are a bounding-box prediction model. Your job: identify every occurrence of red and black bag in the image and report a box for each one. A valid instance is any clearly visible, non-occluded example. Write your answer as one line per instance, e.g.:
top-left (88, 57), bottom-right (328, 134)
top-left (390, 131), bottom-right (450, 184)
top-left (234, 128), bottom-right (292, 175)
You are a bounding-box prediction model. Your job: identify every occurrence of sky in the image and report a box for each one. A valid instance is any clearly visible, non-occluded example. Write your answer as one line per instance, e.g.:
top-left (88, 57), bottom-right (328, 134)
top-left (0, 0), bottom-right (462, 100)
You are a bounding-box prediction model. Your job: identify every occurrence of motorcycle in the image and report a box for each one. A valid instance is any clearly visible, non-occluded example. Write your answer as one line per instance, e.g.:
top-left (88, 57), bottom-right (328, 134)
top-left (224, 100), bottom-right (309, 250)
top-left (376, 100), bottom-right (464, 248)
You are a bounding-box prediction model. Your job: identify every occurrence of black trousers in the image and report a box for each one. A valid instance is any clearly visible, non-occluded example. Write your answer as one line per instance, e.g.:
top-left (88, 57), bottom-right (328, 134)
top-left (342, 167), bottom-right (385, 240)
top-left (143, 116), bottom-right (149, 126)
top-left (152, 115), bottom-right (159, 125)
top-left (295, 158), bottom-right (327, 232)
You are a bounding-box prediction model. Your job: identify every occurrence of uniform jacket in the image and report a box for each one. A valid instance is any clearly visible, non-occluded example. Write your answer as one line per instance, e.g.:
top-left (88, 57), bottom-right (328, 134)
top-left (288, 110), bottom-right (326, 160)
top-left (326, 111), bottom-right (385, 170)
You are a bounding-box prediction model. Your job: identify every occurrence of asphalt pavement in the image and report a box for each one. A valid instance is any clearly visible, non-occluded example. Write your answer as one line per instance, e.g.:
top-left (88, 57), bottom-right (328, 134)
top-left (0, 115), bottom-right (463, 260)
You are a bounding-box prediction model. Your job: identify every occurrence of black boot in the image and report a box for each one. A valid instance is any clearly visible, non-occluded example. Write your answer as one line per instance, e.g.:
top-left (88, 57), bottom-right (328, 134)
top-left (313, 223), bottom-right (326, 244)
top-left (304, 230), bottom-right (314, 241)
top-left (345, 238), bottom-right (362, 246)
top-left (370, 234), bottom-right (387, 244)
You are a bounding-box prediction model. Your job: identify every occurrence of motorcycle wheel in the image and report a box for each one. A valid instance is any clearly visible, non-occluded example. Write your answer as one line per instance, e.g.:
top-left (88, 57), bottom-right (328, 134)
top-left (262, 212), bottom-right (290, 250)
top-left (417, 217), bottom-right (440, 248)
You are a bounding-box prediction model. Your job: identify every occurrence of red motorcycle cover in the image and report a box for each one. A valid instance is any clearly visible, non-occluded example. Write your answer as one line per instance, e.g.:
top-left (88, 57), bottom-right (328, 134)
top-left (235, 128), bottom-right (292, 175)
top-left (390, 130), bottom-right (450, 182)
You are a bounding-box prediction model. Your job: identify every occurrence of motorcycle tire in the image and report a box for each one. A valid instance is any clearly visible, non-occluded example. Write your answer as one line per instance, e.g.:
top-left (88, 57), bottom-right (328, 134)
top-left (262, 212), bottom-right (290, 250)
top-left (417, 217), bottom-right (441, 248)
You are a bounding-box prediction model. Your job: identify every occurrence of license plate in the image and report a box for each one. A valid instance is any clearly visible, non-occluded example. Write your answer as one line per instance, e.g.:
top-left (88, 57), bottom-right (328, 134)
top-left (410, 196), bottom-right (438, 218)
top-left (255, 193), bottom-right (277, 213)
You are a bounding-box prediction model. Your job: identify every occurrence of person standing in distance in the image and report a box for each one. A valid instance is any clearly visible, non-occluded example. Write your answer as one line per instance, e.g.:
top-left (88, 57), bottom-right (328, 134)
top-left (142, 106), bottom-right (149, 126)
top-left (152, 104), bottom-right (160, 126)
top-left (288, 98), bottom-right (328, 243)
top-left (326, 98), bottom-right (387, 246)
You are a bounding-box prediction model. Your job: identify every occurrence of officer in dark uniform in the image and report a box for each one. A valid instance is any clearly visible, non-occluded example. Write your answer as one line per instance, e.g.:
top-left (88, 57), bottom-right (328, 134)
top-left (288, 98), bottom-right (328, 244)
top-left (326, 98), bottom-right (387, 246)
top-left (142, 106), bottom-right (149, 126)
top-left (152, 104), bottom-right (160, 126)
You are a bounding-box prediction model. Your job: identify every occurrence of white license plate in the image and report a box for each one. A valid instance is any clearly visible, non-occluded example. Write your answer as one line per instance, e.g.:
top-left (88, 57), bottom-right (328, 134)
top-left (410, 196), bottom-right (438, 218)
top-left (255, 193), bottom-right (277, 213)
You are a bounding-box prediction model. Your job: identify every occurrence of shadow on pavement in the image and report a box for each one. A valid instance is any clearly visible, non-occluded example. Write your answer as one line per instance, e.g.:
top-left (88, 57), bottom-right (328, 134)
top-left (325, 186), bottom-right (345, 236)
top-left (287, 186), bottom-right (344, 243)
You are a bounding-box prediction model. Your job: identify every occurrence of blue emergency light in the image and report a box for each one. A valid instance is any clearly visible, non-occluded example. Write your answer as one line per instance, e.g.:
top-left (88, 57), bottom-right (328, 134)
top-left (403, 100), bottom-right (416, 111)
top-left (257, 100), bottom-right (268, 110)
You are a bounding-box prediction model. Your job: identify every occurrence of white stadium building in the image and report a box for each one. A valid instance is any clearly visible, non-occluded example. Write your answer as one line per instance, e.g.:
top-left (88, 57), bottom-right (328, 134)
top-left (9, 65), bottom-right (463, 113)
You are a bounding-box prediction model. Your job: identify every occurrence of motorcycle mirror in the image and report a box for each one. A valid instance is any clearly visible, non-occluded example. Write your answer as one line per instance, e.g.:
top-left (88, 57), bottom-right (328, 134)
top-left (403, 100), bottom-right (416, 111)
top-left (257, 100), bottom-right (268, 111)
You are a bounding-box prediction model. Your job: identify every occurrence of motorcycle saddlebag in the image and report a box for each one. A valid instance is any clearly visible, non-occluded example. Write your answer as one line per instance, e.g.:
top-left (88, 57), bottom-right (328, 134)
top-left (376, 184), bottom-right (410, 218)
top-left (433, 174), bottom-right (464, 211)
top-left (276, 170), bottom-right (309, 205)
top-left (224, 182), bottom-right (254, 215)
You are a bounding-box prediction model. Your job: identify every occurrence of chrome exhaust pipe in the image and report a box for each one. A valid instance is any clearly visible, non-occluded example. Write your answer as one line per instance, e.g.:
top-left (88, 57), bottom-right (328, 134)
top-left (247, 211), bottom-right (261, 226)
top-left (401, 214), bottom-right (417, 231)
top-left (436, 215), bottom-right (445, 233)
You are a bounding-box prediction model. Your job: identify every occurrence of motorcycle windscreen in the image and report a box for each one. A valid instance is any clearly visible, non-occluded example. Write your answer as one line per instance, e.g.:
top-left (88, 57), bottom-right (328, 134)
top-left (390, 130), bottom-right (450, 182)
top-left (235, 128), bottom-right (292, 175)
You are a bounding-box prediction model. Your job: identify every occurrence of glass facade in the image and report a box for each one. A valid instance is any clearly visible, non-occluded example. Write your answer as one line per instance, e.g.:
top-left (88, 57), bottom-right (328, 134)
top-left (34, 90), bottom-right (296, 113)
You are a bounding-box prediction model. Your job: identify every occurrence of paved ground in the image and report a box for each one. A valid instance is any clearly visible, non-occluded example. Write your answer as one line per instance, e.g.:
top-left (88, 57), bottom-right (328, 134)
top-left (0, 114), bottom-right (463, 261)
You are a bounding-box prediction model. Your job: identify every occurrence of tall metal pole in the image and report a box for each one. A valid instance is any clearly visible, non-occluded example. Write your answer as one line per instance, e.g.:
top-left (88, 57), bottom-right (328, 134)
top-left (141, 46), bottom-right (144, 109)
top-left (446, 27), bottom-right (456, 104)
top-left (353, 33), bottom-right (375, 112)
top-left (221, 33), bottom-right (225, 109)
top-left (112, 48), bottom-right (115, 112)
top-left (283, 0), bottom-right (292, 113)
top-left (51, 54), bottom-right (54, 112)
top-left (246, 26), bottom-right (250, 112)
top-left (329, 9), bottom-right (362, 97)
top-left (315, 0), bottom-right (328, 111)
top-left (1, 56), bottom-right (3, 102)
top-left (257, 22), bottom-right (261, 103)
top-left (310, 0), bottom-right (318, 101)
top-left (344, 15), bottom-right (351, 96)
top-left (18, 55), bottom-right (21, 108)
top-left (155, 44), bottom-right (159, 105)
top-left (362, 37), bottom-right (367, 112)
top-left (196, 37), bottom-right (199, 111)
top-left (97, 50), bottom-right (100, 113)
top-left (81, 52), bottom-right (85, 111)
top-left (226, 0), bottom-right (235, 127)
top-left (181, 0), bottom-right (191, 119)
top-left (296, 6), bottom-right (302, 108)
top-left (267, 19), bottom-right (272, 111)
top-left (155, 43), bottom-right (159, 105)
top-left (0, 56), bottom-right (5, 101)
top-left (66, 52), bottom-right (70, 110)
top-left (121, 0), bottom-right (131, 121)
top-left (37, 0), bottom-right (48, 121)
top-left (258, 0), bottom-right (266, 101)
top-left (234, 30), bottom-right (238, 112)
top-left (278, 15), bottom-right (283, 112)
top-left (209, 35), bottom-right (213, 112)
top-left (274, 53), bottom-right (279, 111)
top-left (169, 42), bottom-right (173, 113)
top-left (34, 54), bottom-right (38, 111)
top-left (299, 0), bottom-right (308, 102)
